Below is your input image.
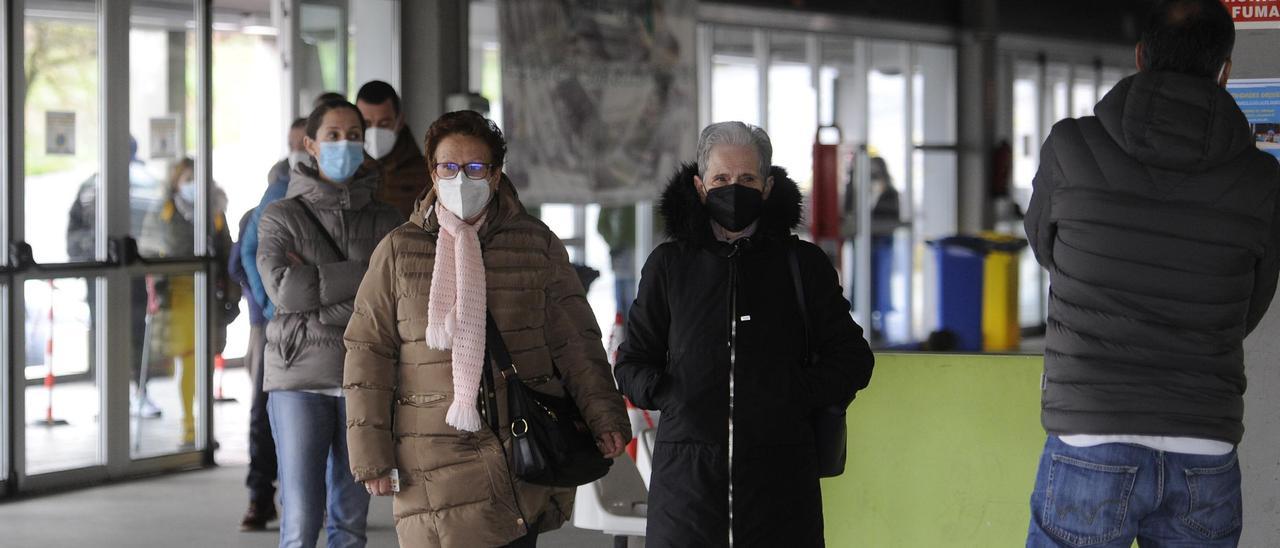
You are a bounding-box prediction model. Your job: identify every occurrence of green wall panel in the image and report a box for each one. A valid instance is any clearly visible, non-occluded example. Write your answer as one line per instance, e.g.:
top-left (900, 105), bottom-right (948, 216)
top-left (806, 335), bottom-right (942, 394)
top-left (822, 353), bottom-right (1045, 547)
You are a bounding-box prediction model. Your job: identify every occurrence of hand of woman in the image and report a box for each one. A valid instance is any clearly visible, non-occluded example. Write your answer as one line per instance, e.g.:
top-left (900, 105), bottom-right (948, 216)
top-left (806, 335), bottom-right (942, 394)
top-left (364, 476), bottom-right (393, 497)
top-left (596, 431), bottom-right (626, 459)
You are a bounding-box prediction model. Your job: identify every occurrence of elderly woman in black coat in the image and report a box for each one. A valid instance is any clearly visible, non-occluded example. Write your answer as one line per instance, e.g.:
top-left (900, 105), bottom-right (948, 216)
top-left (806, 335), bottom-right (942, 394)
top-left (615, 121), bottom-right (875, 547)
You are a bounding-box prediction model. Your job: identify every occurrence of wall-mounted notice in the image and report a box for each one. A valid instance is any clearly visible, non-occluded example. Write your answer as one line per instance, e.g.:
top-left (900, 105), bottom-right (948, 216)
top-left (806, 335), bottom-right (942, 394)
top-left (45, 111), bottom-right (76, 155)
top-left (1228, 79), bottom-right (1280, 159)
top-left (149, 115), bottom-right (181, 159)
top-left (1224, 0), bottom-right (1280, 29)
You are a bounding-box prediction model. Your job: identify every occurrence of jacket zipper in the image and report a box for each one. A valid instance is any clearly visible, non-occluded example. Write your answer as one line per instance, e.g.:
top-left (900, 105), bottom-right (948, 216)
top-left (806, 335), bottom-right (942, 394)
top-left (727, 245), bottom-right (741, 547)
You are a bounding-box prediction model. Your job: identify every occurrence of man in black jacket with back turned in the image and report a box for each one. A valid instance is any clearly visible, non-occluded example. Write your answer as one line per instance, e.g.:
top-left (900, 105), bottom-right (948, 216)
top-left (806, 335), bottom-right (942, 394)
top-left (1025, 1), bottom-right (1280, 545)
top-left (615, 121), bottom-right (874, 547)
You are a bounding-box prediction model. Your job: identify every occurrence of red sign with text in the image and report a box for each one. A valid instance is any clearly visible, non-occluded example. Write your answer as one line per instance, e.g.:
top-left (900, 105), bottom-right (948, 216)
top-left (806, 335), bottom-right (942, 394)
top-left (1224, 0), bottom-right (1280, 26)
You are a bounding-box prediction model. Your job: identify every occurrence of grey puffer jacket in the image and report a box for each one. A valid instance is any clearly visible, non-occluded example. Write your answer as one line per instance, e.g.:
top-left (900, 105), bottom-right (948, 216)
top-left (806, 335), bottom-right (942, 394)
top-left (258, 164), bottom-right (403, 392)
top-left (1027, 71), bottom-right (1280, 444)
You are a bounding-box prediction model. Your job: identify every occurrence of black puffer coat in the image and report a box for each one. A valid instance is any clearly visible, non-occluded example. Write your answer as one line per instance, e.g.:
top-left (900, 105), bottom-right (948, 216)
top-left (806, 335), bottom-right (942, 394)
top-left (1027, 71), bottom-right (1280, 444)
top-left (615, 164), bottom-right (874, 547)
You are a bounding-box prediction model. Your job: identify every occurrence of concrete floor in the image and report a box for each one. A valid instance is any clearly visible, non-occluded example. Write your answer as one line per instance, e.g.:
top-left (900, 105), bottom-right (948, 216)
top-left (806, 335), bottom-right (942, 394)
top-left (5, 367), bottom-right (623, 547)
top-left (0, 463), bottom-right (615, 547)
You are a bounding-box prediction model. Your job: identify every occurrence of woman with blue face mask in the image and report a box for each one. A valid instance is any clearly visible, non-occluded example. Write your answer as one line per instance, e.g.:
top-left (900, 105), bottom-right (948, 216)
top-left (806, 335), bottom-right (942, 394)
top-left (255, 99), bottom-right (403, 548)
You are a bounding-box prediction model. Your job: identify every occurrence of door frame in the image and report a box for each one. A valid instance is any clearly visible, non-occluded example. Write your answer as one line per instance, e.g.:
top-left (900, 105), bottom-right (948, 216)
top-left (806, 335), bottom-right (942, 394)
top-left (4, 0), bottom-right (215, 498)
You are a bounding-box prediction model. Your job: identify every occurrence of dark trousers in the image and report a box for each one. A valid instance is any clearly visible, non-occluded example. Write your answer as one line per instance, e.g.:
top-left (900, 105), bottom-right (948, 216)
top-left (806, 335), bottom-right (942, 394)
top-left (501, 528), bottom-right (538, 548)
top-left (245, 324), bottom-right (277, 502)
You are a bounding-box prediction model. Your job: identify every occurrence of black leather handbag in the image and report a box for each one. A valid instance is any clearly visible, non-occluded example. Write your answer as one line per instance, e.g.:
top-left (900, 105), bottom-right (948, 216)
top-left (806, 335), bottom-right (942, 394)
top-left (482, 313), bottom-right (612, 487)
top-left (789, 239), bottom-right (851, 478)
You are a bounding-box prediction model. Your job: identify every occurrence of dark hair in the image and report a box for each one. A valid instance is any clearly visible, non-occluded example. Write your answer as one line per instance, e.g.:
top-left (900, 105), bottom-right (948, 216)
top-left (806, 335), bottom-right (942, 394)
top-left (355, 80), bottom-right (401, 114)
top-left (1139, 0), bottom-right (1235, 78)
top-left (424, 110), bottom-right (507, 167)
top-left (312, 91), bottom-right (347, 110)
top-left (290, 117), bottom-right (307, 131)
top-left (305, 100), bottom-right (367, 139)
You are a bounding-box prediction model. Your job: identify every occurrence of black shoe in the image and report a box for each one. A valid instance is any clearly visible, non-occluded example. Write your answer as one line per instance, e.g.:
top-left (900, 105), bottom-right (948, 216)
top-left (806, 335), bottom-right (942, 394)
top-left (239, 500), bottom-right (278, 532)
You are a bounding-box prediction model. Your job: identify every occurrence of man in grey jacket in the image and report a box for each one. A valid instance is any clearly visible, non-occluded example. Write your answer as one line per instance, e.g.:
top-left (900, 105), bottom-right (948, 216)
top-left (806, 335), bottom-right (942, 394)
top-left (1025, 1), bottom-right (1280, 546)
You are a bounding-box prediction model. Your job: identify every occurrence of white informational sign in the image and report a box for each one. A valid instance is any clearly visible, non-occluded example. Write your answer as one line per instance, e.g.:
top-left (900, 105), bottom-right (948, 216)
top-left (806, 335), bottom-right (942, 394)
top-left (149, 115), bottom-right (181, 159)
top-left (45, 111), bottom-right (76, 155)
top-left (498, 0), bottom-right (697, 206)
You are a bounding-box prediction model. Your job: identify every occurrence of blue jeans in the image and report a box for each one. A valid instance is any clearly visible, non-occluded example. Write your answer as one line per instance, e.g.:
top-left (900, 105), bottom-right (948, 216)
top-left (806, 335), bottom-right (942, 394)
top-left (1027, 436), bottom-right (1242, 547)
top-left (268, 391), bottom-right (370, 548)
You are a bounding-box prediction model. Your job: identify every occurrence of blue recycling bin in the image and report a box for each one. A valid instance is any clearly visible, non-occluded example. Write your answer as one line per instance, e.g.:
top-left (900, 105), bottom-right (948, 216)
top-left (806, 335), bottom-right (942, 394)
top-left (929, 236), bottom-right (988, 352)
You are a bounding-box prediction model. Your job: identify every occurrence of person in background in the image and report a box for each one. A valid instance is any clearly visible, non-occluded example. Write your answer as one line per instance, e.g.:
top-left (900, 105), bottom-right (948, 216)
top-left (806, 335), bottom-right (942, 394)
top-left (1024, 1), bottom-right (1280, 545)
top-left (257, 99), bottom-right (401, 548)
top-left (355, 80), bottom-right (429, 219)
top-left (343, 111), bottom-right (630, 547)
top-left (268, 118), bottom-right (311, 190)
top-left (66, 137), bottom-right (164, 417)
top-left (313, 91), bottom-right (347, 109)
top-left (231, 117), bottom-right (307, 532)
top-left (597, 205), bottom-right (637, 318)
top-left (614, 121), bottom-right (874, 546)
top-left (138, 157), bottom-right (239, 448)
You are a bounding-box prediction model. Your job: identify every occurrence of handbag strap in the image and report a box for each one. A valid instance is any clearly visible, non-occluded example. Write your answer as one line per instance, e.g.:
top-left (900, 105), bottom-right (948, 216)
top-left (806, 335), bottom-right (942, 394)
top-left (481, 312), bottom-right (515, 433)
top-left (788, 237), bottom-right (811, 366)
top-left (293, 196), bottom-right (346, 261)
top-left (485, 312), bottom-right (516, 377)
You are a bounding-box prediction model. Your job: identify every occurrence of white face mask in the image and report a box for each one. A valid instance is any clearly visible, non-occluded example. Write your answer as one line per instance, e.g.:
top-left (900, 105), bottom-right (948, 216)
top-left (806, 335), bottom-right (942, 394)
top-left (435, 173), bottom-right (493, 220)
top-left (364, 127), bottom-right (398, 160)
top-left (287, 150), bottom-right (311, 170)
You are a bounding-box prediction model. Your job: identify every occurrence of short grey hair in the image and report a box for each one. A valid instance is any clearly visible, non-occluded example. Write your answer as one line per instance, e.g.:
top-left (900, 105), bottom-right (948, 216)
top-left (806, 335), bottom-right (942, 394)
top-left (697, 121), bottom-right (772, 179)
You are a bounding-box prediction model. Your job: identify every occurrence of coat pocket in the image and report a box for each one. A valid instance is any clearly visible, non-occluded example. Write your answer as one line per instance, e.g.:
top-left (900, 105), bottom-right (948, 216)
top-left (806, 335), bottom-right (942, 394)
top-left (398, 393), bottom-right (448, 408)
top-left (277, 313), bottom-right (308, 366)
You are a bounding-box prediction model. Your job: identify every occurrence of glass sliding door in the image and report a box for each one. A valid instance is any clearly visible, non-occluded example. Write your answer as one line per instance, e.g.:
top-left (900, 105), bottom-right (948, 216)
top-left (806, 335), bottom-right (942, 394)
top-left (20, 0), bottom-right (105, 478)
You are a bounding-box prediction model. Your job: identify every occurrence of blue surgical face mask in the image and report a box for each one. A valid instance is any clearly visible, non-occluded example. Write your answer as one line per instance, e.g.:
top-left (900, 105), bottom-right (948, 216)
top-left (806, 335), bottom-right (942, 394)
top-left (317, 140), bottom-right (365, 183)
top-left (177, 180), bottom-right (196, 204)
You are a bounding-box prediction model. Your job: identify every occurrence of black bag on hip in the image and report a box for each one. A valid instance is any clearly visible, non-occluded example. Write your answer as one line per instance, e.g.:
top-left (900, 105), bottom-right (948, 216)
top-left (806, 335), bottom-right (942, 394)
top-left (483, 312), bottom-right (612, 487)
top-left (789, 238), bottom-right (851, 478)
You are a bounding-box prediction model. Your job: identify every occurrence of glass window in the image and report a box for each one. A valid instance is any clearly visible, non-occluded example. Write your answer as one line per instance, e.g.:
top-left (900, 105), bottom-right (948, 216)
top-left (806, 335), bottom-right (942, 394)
top-left (25, 277), bottom-right (100, 474)
top-left (1012, 60), bottom-right (1041, 202)
top-left (818, 37), bottom-right (860, 140)
top-left (131, 0), bottom-right (200, 260)
top-left (1046, 63), bottom-right (1071, 127)
top-left (470, 0), bottom-right (502, 124)
top-left (130, 272), bottom-right (204, 456)
top-left (211, 0), bottom-right (283, 462)
top-left (1072, 65), bottom-right (1097, 118)
top-left (24, 1), bottom-right (100, 265)
top-left (1098, 67), bottom-right (1129, 99)
top-left (711, 27), bottom-right (759, 126)
top-left (298, 2), bottom-right (346, 108)
top-left (768, 32), bottom-right (816, 190)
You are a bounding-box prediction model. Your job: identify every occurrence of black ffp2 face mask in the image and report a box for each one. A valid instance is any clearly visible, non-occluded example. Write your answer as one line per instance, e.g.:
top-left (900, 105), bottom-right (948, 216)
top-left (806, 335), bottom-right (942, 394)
top-left (703, 184), bottom-right (764, 233)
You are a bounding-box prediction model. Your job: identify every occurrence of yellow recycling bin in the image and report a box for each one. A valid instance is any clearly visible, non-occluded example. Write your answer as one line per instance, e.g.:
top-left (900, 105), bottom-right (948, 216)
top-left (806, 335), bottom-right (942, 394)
top-left (980, 233), bottom-right (1028, 352)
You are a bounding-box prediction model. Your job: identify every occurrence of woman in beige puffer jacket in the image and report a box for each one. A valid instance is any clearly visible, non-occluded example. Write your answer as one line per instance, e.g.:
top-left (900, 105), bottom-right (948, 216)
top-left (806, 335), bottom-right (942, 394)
top-left (343, 111), bottom-right (631, 547)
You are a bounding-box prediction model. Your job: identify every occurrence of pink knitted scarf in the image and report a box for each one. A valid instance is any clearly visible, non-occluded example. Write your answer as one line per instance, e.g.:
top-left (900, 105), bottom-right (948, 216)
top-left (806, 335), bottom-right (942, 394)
top-left (426, 206), bottom-right (488, 432)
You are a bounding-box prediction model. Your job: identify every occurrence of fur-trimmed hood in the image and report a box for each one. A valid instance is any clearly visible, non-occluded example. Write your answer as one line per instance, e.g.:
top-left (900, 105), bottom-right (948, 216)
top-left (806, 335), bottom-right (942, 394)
top-left (659, 162), bottom-right (803, 244)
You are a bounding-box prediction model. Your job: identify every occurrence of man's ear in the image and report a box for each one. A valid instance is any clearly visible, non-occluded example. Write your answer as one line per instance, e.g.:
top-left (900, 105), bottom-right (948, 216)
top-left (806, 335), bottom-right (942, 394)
top-left (763, 176), bottom-right (775, 200)
top-left (693, 175), bottom-right (708, 202)
top-left (1219, 58), bottom-right (1233, 87)
top-left (1134, 42), bottom-right (1145, 72)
